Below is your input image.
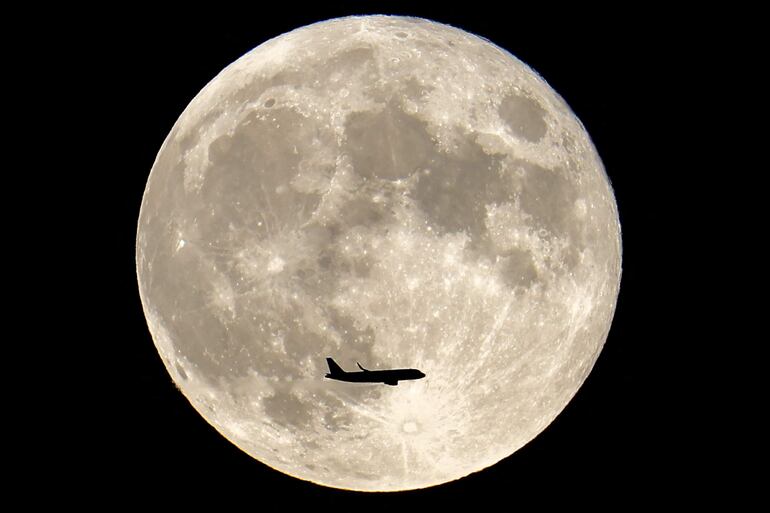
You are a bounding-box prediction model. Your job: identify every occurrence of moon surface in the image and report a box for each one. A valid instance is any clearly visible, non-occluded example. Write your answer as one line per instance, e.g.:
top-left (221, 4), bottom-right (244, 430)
top-left (136, 16), bottom-right (621, 491)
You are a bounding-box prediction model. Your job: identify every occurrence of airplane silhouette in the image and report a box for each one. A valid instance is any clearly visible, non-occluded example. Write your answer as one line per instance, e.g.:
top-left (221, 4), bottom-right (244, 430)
top-left (325, 357), bottom-right (425, 386)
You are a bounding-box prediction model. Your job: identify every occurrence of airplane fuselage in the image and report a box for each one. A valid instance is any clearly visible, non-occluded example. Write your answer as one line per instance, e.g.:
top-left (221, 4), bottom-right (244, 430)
top-left (325, 358), bottom-right (425, 386)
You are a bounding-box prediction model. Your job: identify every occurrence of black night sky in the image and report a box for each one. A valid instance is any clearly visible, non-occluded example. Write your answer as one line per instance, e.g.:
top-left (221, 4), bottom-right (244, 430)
top-left (45, 2), bottom-right (734, 507)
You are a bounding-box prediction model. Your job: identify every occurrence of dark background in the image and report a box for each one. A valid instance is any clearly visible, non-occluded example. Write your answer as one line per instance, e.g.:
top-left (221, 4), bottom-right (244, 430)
top-left (50, 1), bottom-right (730, 507)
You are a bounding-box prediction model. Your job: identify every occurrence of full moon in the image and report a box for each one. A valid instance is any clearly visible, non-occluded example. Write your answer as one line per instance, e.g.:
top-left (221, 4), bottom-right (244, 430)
top-left (136, 16), bottom-right (621, 491)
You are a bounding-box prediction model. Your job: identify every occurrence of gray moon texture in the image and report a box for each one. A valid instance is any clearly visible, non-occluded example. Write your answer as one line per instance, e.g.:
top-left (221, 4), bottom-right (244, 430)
top-left (136, 15), bottom-right (621, 491)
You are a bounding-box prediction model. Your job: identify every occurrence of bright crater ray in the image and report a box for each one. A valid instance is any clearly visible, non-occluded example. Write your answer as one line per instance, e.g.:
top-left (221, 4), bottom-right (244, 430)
top-left (136, 15), bottom-right (622, 491)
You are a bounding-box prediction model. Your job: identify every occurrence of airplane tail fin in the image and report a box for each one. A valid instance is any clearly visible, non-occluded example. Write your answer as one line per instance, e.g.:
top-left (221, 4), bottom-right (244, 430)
top-left (326, 357), bottom-right (345, 376)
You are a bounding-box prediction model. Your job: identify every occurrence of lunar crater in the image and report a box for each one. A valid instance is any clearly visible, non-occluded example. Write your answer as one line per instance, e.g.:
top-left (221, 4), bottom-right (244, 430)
top-left (499, 93), bottom-right (548, 142)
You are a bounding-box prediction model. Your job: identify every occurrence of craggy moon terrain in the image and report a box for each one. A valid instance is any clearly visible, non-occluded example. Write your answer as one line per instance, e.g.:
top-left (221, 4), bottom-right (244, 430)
top-left (136, 16), bottom-right (621, 491)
